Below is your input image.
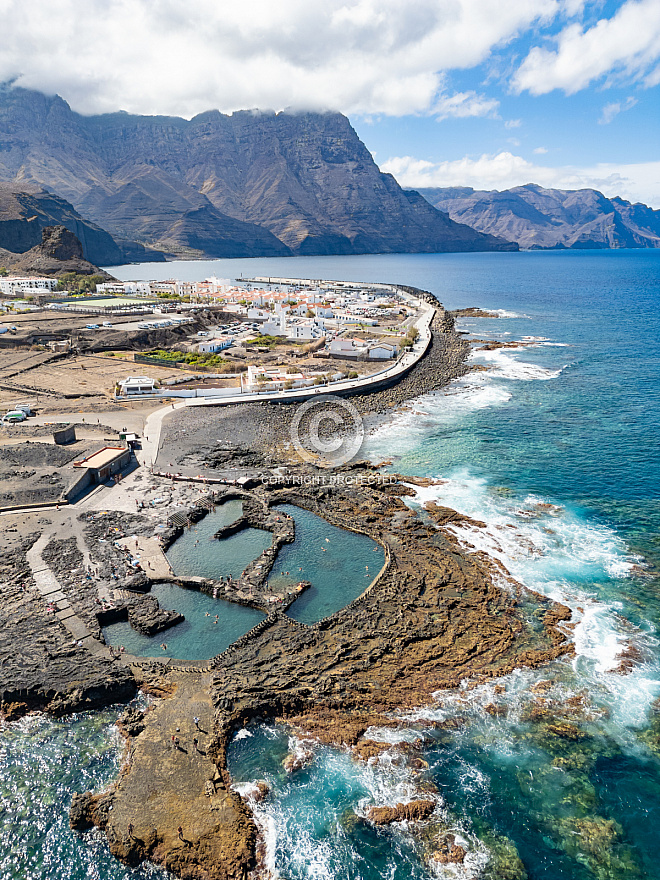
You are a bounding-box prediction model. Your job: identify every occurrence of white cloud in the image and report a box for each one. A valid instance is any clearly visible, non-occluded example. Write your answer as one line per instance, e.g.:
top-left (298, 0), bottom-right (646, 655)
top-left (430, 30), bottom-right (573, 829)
top-left (533, 146), bottom-right (549, 153)
top-left (513, 0), bottom-right (660, 95)
top-left (382, 152), bottom-right (660, 207)
top-left (505, 118), bottom-right (522, 128)
top-left (599, 96), bottom-right (638, 124)
top-left (433, 91), bottom-right (500, 120)
top-left (0, 0), bottom-right (562, 117)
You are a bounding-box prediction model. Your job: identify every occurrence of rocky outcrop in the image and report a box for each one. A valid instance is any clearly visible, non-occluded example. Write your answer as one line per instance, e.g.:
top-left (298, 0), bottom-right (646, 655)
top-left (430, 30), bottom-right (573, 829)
top-left (0, 84), bottom-right (517, 258)
top-left (0, 225), bottom-right (114, 277)
top-left (127, 595), bottom-right (184, 636)
top-left (0, 181), bottom-right (163, 265)
top-left (0, 181), bottom-right (123, 264)
top-left (72, 470), bottom-right (574, 880)
top-left (367, 800), bottom-right (436, 825)
top-left (431, 833), bottom-right (467, 864)
top-left (0, 534), bottom-right (136, 718)
top-left (416, 184), bottom-right (660, 250)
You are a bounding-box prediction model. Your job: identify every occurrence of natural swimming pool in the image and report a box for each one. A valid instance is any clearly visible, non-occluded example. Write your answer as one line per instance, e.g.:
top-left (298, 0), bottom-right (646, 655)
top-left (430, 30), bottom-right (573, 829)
top-left (268, 504), bottom-right (385, 624)
top-left (102, 581), bottom-right (265, 661)
top-left (165, 499), bottom-right (273, 579)
top-left (103, 500), bottom-right (384, 659)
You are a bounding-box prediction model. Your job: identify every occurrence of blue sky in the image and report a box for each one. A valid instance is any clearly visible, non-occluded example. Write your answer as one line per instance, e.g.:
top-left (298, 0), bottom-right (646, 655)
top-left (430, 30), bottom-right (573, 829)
top-left (1, 0), bottom-right (659, 205)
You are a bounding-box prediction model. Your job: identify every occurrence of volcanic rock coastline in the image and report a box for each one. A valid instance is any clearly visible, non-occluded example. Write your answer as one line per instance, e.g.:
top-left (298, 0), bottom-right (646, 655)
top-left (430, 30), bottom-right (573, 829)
top-left (0, 290), bottom-right (575, 879)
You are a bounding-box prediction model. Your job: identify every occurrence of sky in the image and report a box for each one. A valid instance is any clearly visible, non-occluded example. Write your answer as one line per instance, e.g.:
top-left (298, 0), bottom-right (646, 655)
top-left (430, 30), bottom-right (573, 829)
top-left (0, 0), bottom-right (659, 205)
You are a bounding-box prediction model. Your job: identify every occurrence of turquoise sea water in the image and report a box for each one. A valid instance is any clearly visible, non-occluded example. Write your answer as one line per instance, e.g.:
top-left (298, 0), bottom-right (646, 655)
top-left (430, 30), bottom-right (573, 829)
top-left (3, 250), bottom-right (659, 879)
top-left (165, 500), bottom-right (273, 580)
top-left (0, 706), bottom-right (167, 880)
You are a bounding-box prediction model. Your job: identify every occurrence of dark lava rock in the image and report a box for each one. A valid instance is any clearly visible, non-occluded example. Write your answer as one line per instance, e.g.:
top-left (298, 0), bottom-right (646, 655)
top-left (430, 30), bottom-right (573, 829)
top-left (118, 706), bottom-right (146, 737)
top-left (122, 572), bottom-right (151, 593)
top-left (70, 792), bottom-right (95, 831)
top-left (0, 224), bottom-right (113, 277)
top-left (128, 595), bottom-right (184, 636)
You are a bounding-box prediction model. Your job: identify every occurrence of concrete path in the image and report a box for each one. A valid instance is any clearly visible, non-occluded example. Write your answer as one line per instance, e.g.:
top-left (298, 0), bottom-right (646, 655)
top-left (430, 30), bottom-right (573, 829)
top-left (25, 533), bottom-right (112, 657)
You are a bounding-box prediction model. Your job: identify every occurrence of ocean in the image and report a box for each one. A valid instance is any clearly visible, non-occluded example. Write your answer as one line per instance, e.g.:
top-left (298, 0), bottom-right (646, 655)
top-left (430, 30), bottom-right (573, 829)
top-left (2, 249), bottom-right (659, 879)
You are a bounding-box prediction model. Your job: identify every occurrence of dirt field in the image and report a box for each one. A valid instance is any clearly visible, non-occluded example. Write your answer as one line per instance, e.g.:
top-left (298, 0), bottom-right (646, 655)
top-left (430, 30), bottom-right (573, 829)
top-left (0, 352), bottom-right (199, 412)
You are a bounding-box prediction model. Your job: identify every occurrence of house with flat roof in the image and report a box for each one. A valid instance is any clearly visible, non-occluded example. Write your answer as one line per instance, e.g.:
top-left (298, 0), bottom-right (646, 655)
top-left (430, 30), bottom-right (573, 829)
top-left (118, 376), bottom-right (156, 395)
top-left (73, 446), bottom-right (131, 482)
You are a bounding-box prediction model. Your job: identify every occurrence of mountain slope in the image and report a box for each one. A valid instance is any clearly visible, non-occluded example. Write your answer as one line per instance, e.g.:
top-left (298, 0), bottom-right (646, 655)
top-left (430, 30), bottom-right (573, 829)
top-left (0, 225), bottom-right (113, 277)
top-left (0, 181), bottom-right (125, 265)
top-left (416, 185), bottom-right (660, 250)
top-left (0, 85), bottom-right (516, 258)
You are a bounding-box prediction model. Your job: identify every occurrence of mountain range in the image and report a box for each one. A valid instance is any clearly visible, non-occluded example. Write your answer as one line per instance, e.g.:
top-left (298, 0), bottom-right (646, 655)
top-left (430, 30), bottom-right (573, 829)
top-left (415, 185), bottom-right (660, 250)
top-left (0, 85), bottom-right (515, 262)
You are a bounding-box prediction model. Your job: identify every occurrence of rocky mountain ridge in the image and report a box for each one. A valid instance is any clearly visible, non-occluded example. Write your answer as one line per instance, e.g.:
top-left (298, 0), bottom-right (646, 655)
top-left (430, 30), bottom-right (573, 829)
top-left (0, 85), bottom-right (516, 259)
top-left (0, 181), bottom-right (154, 266)
top-left (0, 225), bottom-right (113, 277)
top-left (415, 184), bottom-right (660, 250)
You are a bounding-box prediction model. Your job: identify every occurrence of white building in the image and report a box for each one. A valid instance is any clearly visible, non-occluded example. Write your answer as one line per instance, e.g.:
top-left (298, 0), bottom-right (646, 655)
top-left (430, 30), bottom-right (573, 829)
top-left (118, 376), bottom-right (156, 396)
top-left (0, 276), bottom-right (58, 296)
top-left (328, 338), bottom-right (360, 356)
top-left (331, 312), bottom-right (378, 326)
top-left (314, 305), bottom-right (334, 318)
top-left (288, 318), bottom-right (326, 340)
top-left (198, 339), bottom-right (233, 354)
top-left (261, 308), bottom-right (288, 337)
top-left (96, 281), bottom-right (139, 295)
top-left (244, 365), bottom-right (313, 392)
top-left (367, 342), bottom-right (397, 360)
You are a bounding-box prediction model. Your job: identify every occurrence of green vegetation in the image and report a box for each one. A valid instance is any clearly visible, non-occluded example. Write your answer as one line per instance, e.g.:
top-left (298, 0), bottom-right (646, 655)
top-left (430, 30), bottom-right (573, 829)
top-left (402, 326), bottom-right (420, 348)
top-left (144, 348), bottom-right (230, 368)
top-left (245, 334), bottom-right (288, 347)
top-left (0, 267), bottom-right (7, 277)
top-left (56, 272), bottom-right (107, 293)
top-left (156, 291), bottom-right (182, 300)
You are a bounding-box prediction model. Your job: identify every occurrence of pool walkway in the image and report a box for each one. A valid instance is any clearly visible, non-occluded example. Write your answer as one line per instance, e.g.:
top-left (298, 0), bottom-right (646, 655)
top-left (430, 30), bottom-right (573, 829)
top-left (116, 535), bottom-right (175, 579)
top-left (25, 533), bottom-right (112, 658)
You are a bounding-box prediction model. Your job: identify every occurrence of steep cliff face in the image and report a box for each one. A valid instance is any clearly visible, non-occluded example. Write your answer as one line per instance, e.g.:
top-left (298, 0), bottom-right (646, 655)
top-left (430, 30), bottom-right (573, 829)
top-left (416, 184), bottom-right (660, 249)
top-left (0, 85), bottom-right (516, 258)
top-left (0, 182), bottom-right (126, 264)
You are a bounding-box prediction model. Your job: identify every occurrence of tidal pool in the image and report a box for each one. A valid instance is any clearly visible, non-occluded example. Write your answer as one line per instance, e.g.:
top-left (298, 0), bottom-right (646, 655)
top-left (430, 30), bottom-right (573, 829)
top-left (269, 504), bottom-right (385, 624)
top-left (103, 501), bottom-right (384, 659)
top-left (165, 500), bottom-right (272, 579)
top-left (102, 582), bottom-right (265, 661)
top-left (103, 501), bottom-right (269, 660)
